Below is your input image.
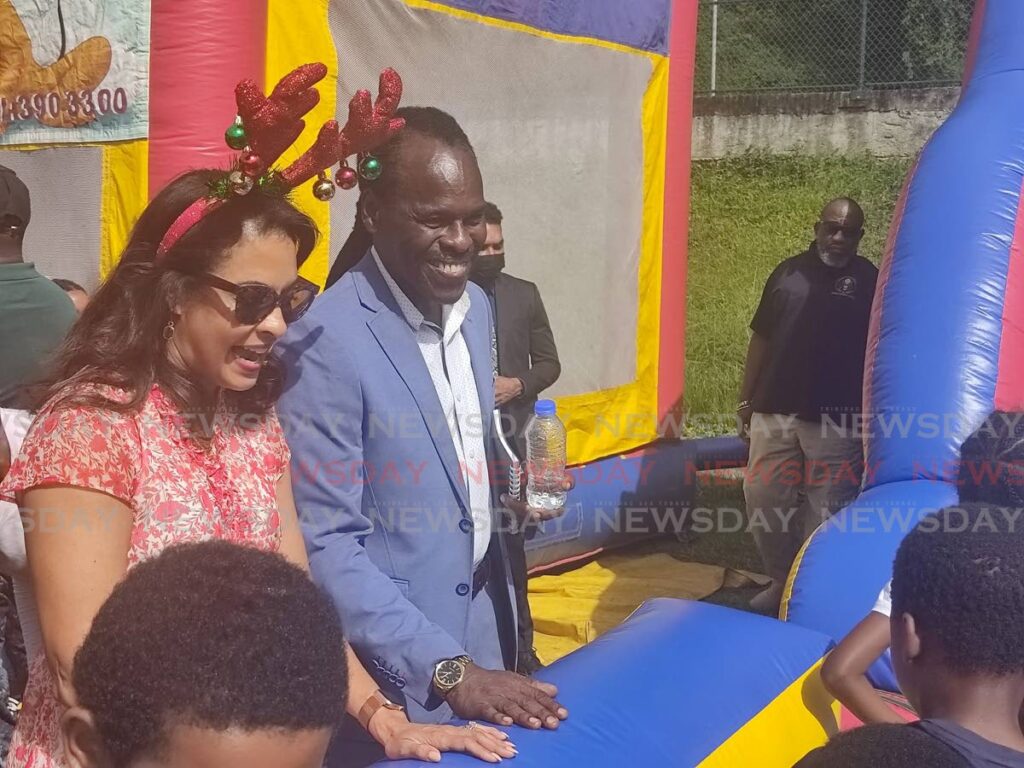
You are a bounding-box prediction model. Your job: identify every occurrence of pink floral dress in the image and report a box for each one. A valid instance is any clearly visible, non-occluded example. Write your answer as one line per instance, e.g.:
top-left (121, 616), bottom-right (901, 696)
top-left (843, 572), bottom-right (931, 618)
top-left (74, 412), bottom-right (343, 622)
top-left (0, 384), bottom-right (290, 768)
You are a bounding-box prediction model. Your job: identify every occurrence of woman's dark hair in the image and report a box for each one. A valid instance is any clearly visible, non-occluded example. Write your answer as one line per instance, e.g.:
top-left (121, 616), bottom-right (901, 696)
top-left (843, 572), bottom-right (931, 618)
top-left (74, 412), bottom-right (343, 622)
top-left (35, 169), bottom-right (318, 420)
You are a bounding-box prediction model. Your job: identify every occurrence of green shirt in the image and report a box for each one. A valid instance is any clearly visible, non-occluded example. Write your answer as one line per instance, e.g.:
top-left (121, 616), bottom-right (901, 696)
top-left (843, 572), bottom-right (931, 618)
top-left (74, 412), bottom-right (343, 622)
top-left (0, 262), bottom-right (78, 408)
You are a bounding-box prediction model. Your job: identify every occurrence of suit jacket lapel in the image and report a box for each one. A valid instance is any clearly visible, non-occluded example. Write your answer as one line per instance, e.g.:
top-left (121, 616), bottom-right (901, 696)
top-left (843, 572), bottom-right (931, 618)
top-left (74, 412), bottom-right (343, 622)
top-left (354, 255), bottom-right (472, 514)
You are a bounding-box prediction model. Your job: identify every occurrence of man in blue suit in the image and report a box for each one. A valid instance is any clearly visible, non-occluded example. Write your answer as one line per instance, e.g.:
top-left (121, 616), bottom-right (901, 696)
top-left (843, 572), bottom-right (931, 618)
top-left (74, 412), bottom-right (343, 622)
top-left (277, 107), bottom-right (567, 765)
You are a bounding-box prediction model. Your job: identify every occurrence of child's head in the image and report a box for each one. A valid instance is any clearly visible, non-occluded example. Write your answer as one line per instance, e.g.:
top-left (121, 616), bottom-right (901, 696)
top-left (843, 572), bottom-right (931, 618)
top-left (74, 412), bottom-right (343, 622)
top-left (890, 503), bottom-right (1024, 712)
top-left (795, 724), bottom-right (968, 767)
top-left (63, 541), bottom-right (348, 768)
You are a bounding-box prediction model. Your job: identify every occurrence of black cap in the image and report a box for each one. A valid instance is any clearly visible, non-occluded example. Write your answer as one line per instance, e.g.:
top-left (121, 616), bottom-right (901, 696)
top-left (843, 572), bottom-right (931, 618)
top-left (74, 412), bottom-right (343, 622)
top-left (0, 165), bottom-right (30, 229)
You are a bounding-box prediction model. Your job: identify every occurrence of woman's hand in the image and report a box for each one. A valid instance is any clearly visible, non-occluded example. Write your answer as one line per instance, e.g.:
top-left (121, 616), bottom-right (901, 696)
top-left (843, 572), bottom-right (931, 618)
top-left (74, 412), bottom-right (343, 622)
top-left (369, 708), bottom-right (517, 763)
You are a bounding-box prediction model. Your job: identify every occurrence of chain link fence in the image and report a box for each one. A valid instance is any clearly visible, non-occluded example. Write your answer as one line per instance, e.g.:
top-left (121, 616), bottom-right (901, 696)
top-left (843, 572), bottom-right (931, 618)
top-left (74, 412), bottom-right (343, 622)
top-left (695, 0), bottom-right (972, 94)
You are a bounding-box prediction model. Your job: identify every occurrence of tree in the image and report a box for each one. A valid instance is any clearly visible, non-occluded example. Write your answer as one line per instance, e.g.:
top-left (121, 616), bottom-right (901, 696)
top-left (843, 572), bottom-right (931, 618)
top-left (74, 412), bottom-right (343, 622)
top-left (901, 0), bottom-right (972, 83)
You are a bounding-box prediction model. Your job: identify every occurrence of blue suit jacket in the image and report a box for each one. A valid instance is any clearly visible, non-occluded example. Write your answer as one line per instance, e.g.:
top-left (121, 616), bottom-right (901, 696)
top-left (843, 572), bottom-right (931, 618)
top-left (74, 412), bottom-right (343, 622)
top-left (276, 253), bottom-right (517, 726)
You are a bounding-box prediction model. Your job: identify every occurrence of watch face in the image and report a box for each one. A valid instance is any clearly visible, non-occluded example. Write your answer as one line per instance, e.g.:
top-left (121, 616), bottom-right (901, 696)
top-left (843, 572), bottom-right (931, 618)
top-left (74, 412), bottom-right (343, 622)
top-left (436, 660), bottom-right (464, 688)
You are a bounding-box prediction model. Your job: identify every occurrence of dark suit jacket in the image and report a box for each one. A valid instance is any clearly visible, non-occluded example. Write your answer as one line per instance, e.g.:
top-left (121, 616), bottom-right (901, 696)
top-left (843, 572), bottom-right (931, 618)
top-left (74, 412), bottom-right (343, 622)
top-left (485, 272), bottom-right (561, 459)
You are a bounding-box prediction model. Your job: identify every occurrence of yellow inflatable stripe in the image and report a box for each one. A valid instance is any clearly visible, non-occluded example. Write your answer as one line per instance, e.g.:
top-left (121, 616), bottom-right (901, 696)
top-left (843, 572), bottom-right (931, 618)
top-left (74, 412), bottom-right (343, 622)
top-left (697, 659), bottom-right (839, 767)
top-left (779, 524), bottom-right (822, 622)
top-left (559, 54), bottom-right (668, 465)
top-left (100, 140), bottom-right (148, 279)
top-left (266, 0), bottom-right (337, 288)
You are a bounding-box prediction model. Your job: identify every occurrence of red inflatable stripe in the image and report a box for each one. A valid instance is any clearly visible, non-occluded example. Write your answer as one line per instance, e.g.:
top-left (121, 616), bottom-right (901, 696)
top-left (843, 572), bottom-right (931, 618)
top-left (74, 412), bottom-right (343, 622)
top-left (995, 176), bottom-right (1024, 410)
top-left (148, 0), bottom-right (268, 197)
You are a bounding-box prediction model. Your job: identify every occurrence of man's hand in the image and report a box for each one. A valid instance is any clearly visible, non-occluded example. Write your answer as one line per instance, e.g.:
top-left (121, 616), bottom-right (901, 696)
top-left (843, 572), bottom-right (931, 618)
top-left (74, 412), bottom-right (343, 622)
top-left (447, 663), bottom-right (568, 730)
top-left (494, 376), bottom-right (524, 406)
top-left (501, 473), bottom-right (574, 524)
top-left (737, 403), bottom-right (754, 443)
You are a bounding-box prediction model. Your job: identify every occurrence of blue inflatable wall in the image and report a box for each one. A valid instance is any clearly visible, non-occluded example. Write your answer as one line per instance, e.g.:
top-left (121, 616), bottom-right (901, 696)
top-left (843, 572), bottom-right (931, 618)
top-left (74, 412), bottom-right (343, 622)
top-left (784, 0), bottom-right (1024, 690)
top-left (375, 600), bottom-right (836, 767)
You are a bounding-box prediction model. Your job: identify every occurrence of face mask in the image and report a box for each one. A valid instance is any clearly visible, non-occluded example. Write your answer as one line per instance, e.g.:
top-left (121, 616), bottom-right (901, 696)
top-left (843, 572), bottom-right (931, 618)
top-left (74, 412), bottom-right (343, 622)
top-left (472, 253), bottom-right (505, 282)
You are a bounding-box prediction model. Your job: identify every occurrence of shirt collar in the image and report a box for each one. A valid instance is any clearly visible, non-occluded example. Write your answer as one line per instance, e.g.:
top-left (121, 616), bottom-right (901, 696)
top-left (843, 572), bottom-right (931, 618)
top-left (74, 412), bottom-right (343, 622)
top-left (0, 261), bottom-right (43, 282)
top-left (372, 246), bottom-right (471, 342)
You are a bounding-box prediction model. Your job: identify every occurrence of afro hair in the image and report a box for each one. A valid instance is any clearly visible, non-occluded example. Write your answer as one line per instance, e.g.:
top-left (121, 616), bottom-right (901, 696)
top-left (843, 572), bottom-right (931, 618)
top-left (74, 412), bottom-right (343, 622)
top-left (72, 540), bottom-right (348, 767)
top-left (891, 503), bottom-right (1024, 676)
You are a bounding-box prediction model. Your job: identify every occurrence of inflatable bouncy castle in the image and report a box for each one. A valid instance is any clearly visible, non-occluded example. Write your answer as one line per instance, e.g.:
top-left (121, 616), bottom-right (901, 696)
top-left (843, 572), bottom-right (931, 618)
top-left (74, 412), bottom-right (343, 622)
top-left (0, 0), bottom-right (718, 570)
top-left (3, 0), bottom-right (1012, 765)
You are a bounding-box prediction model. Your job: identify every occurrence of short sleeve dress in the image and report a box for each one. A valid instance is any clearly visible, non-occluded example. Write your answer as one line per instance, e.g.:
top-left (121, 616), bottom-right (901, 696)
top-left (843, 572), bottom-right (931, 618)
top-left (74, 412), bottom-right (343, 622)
top-left (0, 384), bottom-right (290, 768)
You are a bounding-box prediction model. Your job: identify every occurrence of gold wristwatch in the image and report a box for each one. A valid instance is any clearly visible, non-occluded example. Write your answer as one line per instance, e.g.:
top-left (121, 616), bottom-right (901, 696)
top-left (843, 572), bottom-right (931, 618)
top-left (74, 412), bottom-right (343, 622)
top-left (356, 689), bottom-right (405, 730)
top-left (433, 655), bottom-right (473, 696)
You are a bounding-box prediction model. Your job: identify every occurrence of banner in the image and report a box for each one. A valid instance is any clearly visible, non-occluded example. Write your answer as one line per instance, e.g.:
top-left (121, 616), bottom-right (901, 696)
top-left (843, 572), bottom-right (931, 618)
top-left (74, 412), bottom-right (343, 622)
top-left (0, 0), bottom-right (150, 146)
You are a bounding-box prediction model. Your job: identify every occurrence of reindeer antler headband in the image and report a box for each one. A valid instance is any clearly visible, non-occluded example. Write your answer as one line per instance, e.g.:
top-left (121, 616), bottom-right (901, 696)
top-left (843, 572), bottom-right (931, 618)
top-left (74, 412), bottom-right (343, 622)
top-left (156, 62), bottom-right (404, 258)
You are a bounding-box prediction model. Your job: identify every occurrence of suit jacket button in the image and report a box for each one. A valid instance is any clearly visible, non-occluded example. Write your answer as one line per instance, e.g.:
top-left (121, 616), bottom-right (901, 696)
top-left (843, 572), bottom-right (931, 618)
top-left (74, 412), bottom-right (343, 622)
top-left (456, 583), bottom-right (470, 596)
top-left (459, 519), bottom-right (473, 533)
top-left (396, 679), bottom-right (407, 689)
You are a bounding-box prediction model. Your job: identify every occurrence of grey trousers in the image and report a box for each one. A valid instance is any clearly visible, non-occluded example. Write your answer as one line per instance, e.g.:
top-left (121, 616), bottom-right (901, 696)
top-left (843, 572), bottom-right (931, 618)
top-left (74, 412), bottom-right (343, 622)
top-left (743, 413), bottom-right (864, 583)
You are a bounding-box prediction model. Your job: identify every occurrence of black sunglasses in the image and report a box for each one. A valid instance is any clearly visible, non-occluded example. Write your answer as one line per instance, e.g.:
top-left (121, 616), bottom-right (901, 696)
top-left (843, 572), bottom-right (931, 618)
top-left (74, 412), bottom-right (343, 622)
top-left (192, 273), bottom-right (319, 325)
top-left (818, 221), bottom-right (863, 239)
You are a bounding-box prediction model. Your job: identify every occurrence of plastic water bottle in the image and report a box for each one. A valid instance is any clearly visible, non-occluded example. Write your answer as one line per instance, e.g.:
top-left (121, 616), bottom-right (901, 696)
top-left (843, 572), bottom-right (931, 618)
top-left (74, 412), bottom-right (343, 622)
top-left (525, 399), bottom-right (567, 510)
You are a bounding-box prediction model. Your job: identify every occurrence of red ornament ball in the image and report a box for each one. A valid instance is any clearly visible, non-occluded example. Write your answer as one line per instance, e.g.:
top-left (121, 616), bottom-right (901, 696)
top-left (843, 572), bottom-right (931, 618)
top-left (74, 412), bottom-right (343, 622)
top-left (240, 151), bottom-right (262, 176)
top-left (336, 166), bottom-right (358, 190)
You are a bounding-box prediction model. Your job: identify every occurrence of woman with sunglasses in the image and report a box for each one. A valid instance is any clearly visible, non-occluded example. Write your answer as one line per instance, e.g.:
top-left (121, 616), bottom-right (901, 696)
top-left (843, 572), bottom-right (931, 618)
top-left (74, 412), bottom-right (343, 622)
top-left (0, 169), bottom-right (516, 767)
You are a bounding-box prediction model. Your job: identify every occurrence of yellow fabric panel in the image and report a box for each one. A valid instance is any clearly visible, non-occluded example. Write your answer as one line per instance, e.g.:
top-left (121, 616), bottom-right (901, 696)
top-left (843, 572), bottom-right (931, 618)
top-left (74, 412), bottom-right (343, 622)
top-left (100, 140), bottom-right (148, 279)
top-left (697, 660), bottom-right (839, 768)
top-left (265, 0), bottom-right (337, 288)
top-left (529, 551), bottom-right (764, 663)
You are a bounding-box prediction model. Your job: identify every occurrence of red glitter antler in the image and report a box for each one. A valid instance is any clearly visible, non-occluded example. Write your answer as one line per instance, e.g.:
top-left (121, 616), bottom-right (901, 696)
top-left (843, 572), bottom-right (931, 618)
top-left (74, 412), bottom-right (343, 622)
top-left (277, 68), bottom-right (405, 188)
top-left (155, 63), bottom-right (404, 259)
top-left (234, 62), bottom-right (327, 176)
top-left (339, 68), bottom-right (405, 158)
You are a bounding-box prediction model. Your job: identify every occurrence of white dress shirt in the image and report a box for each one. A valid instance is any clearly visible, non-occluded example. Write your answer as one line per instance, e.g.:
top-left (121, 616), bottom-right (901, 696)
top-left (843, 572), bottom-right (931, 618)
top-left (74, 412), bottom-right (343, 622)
top-left (372, 248), bottom-right (493, 566)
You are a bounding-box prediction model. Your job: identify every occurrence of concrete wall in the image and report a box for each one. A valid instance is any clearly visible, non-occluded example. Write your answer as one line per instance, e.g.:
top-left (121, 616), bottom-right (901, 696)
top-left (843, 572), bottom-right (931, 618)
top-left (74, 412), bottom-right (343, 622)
top-left (692, 88), bottom-right (959, 160)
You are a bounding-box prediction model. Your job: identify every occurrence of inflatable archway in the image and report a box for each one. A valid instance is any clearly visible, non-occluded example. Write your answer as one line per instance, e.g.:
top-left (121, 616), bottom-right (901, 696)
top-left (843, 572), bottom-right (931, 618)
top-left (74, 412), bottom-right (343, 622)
top-left (784, 0), bottom-right (1019, 691)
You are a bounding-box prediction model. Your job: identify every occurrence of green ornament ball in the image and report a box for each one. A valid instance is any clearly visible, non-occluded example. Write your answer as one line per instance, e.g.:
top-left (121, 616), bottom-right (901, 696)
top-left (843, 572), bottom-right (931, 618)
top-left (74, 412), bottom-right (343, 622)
top-left (359, 155), bottom-right (383, 181)
top-left (225, 123), bottom-right (248, 150)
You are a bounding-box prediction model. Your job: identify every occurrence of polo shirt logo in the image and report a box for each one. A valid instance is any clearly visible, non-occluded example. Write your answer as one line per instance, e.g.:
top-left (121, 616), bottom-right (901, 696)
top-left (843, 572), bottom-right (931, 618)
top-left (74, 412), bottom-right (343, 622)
top-left (833, 276), bottom-right (857, 298)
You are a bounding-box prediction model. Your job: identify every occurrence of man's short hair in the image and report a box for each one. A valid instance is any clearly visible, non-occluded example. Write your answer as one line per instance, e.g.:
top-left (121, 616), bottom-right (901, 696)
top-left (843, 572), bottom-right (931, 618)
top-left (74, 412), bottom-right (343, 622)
top-left (891, 503), bottom-right (1024, 676)
top-left (363, 106), bottom-right (474, 199)
top-left (72, 541), bottom-right (348, 767)
top-left (0, 165), bottom-right (30, 232)
top-left (483, 202), bottom-right (503, 225)
top-left (52, 278), bottom-right (86, 294)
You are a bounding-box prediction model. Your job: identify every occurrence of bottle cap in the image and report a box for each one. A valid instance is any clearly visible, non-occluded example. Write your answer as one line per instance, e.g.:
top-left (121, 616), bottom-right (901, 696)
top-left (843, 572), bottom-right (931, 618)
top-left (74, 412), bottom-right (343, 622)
top-left (535, 399), bottom-right (556, 416)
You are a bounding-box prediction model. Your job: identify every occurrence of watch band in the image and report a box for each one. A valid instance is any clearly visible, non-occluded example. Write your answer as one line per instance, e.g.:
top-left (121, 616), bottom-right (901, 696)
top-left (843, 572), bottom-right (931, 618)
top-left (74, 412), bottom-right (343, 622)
top-left (357, 689), bottom-right (404, 731)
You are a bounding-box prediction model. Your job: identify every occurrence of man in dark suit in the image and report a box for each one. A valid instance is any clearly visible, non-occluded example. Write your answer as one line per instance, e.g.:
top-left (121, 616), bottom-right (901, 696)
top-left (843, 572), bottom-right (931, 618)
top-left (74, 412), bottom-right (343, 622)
top-left (470, 201), bottom-right (561, 674)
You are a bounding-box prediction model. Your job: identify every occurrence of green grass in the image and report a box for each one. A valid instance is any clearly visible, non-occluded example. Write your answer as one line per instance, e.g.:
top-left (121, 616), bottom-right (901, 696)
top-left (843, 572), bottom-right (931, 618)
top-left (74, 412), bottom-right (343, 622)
top-left (683, 154), bottom-right (913, 436)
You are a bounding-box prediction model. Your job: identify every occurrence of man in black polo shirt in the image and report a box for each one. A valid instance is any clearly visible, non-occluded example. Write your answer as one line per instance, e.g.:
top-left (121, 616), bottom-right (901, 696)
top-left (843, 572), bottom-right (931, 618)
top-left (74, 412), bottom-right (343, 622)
top-left (738, 198), bottom-right (878, 613)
